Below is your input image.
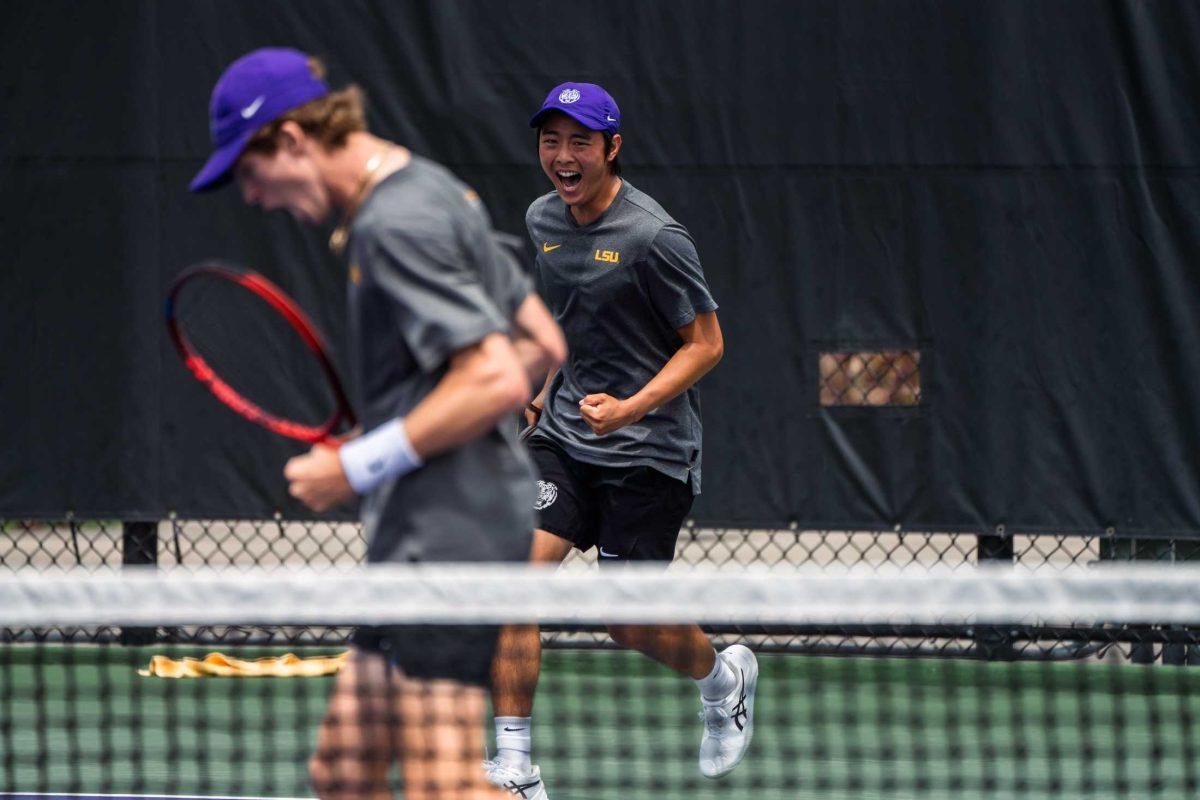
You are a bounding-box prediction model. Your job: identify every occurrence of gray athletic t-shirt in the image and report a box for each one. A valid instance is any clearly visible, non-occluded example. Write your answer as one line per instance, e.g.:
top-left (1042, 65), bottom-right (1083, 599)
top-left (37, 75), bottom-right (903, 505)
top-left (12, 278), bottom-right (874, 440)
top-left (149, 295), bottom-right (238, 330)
top-left (346, 155), bottom-right (536, 564)
top-left (526, 180), bottom-right (718, 493)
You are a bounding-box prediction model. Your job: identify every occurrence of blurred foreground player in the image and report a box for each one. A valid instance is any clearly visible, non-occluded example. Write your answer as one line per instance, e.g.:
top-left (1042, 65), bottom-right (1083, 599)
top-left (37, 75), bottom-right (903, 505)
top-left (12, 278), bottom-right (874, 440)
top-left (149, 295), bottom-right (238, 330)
top-left (191, 48), bottom-right (564, 799)
top-left (485, 83), bottom-right (757, 797)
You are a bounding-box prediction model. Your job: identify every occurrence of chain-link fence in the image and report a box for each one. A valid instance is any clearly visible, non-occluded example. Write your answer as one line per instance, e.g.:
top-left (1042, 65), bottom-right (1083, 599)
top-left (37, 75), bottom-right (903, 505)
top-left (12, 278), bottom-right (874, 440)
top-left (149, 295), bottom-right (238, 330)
top-left (819, 349), bottom-right (922, 406)
top-left (10, 518), bottom-right (1181, 574)
top-left (5, 517), bottom-right (1199, 663)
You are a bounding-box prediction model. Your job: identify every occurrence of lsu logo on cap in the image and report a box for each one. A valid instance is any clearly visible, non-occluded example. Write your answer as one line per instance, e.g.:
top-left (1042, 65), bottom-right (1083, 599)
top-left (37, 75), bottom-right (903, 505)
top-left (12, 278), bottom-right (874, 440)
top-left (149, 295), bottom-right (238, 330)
top-left (558, 88), bottom-right (581, 104)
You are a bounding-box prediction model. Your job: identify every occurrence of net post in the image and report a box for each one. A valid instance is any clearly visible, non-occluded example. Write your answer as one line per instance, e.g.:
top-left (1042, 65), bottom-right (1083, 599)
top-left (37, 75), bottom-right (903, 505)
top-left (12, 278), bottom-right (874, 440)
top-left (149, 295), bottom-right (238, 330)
top-left (1173, 539), bottom-right (1200, 666)
top-left (975, 529), bottom-right (1015, 660)
top-left (1147, 537), bottom-right (1187, 665)
top-left (1102, 536), bottom-right (1167, 664)
top-left (120, 520), bottom-right (158, 646)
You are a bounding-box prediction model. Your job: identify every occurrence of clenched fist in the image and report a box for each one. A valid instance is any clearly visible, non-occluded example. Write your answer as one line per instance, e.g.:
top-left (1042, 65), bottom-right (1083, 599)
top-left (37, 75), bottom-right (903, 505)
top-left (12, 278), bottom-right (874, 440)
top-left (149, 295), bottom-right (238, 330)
top-left (284, 445), bottom-right (355, 512)
top-left (579, 393), bottom-right (641, 436)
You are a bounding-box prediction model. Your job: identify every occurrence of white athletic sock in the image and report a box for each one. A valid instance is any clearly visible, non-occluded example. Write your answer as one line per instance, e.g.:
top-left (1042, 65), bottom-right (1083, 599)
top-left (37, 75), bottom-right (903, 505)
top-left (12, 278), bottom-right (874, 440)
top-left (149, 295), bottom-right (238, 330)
top-left (695, 650), bottom-right (737, 702)
top-left (494, 716), bottom-right (532, 771)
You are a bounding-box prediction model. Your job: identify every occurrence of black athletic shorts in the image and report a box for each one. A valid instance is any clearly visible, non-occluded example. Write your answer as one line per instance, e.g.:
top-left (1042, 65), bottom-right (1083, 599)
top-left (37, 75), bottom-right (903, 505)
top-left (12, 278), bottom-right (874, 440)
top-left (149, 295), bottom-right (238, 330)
top-left (351, 623), bottom-right (498, 687)
top-left (528, 435), bottom-right (694, 563)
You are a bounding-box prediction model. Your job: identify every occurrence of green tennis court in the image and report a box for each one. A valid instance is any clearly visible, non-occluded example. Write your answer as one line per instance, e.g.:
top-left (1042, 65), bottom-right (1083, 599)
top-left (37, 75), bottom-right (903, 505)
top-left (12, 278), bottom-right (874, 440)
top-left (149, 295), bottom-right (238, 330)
top-left (5, 646), bottom-right (1200, 800)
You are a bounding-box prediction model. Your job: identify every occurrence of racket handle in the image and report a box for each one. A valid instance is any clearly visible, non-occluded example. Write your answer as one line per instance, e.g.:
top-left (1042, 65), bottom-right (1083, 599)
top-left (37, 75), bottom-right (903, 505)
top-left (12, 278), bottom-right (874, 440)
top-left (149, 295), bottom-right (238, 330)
top-left (319, 434), bottom-right (348, 450)
top-left (320, 424), bottom-right (361, 450)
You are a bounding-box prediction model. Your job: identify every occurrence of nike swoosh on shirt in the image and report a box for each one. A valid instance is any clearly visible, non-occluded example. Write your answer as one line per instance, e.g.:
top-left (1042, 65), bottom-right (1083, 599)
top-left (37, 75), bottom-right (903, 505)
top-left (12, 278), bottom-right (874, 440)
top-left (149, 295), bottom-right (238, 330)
top-left (241, 96), bottom-right (266, 119)
top-left (598, 547), bottom-right (620, 558)
top-left (542, 242), bottom-right (562, 253)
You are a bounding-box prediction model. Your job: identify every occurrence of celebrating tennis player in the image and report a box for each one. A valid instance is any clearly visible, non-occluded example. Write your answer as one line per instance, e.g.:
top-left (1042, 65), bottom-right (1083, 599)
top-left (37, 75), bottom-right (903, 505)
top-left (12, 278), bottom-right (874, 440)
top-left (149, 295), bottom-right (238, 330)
top-left (190, 48), bottom-right (564, 800)
top-left (485, 83), bottom-right (757, 797)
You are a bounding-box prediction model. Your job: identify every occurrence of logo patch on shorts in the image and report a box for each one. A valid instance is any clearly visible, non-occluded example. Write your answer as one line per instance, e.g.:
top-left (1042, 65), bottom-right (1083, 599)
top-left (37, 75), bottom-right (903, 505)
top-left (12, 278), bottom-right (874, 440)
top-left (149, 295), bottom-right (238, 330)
top-left (534, 480), bottom-right (558, 510)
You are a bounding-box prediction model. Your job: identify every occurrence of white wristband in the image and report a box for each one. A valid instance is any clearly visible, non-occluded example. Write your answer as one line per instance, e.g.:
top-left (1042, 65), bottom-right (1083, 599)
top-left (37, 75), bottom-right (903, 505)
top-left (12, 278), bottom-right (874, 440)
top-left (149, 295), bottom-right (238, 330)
top-left (338, 418), bottom-right (423, 494)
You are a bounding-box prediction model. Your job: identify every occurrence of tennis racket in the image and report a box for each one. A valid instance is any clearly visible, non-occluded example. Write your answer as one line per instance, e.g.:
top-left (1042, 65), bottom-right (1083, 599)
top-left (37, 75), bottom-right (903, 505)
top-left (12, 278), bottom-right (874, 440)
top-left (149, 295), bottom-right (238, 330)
top-left (165, 262), bottom-right (356, 445)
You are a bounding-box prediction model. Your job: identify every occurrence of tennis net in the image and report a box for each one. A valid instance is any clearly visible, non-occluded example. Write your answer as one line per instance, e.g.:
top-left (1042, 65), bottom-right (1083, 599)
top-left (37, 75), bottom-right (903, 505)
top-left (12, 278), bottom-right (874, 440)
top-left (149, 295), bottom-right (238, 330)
top-left (3, 564), bottom-right (1200, 799)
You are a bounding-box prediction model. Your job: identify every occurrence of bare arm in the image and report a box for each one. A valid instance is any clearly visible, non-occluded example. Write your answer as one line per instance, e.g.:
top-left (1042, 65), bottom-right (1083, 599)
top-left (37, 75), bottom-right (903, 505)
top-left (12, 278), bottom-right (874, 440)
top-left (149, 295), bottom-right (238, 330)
top-left (509, 292), bottom-right (567, 389)
top-left (285, 332), bottom-right (531, 510)
top-left (579, 312), bottom-right (724, 436)
top-left (522, 369), bottom-right (557, 430)
top-left (404, 332), bottom-right (532, 456)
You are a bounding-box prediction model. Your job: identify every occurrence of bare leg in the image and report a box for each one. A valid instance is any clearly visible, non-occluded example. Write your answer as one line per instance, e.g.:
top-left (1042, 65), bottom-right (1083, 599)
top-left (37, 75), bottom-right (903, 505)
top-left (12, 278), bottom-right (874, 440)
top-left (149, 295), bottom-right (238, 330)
top-left (606, 623), bottom-right (717, 679)
top-left (310, 650), bottom-right (400, 800)
top-left (395, 677), bottom-right (505, 800)
top-left (490, 529), bottom-right (574, 717)
top-left (310, 649), bottom-right (506, 800)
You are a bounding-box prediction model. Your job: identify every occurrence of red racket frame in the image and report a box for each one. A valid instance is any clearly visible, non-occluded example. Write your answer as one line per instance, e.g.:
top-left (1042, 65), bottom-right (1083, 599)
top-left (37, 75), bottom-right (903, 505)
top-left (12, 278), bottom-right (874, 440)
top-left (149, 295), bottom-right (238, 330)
top-left (165, 263), bottom-right (355, 445)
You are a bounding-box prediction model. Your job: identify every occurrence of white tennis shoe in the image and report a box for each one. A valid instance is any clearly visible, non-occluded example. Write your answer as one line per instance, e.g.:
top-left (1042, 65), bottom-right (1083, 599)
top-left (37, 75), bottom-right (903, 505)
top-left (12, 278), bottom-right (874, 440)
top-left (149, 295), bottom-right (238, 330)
top-left (698, 644), bottom-right (758, 778)
top-left (483, 757), bottom-right (549, 799)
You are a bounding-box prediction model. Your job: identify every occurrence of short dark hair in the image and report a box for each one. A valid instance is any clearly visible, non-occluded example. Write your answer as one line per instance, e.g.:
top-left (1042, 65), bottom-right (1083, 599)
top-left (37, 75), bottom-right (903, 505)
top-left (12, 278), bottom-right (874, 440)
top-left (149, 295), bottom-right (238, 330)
top-left (602, 131), bottom-right (622, 176)
top-left (536, 121), bottom-right (621, 176)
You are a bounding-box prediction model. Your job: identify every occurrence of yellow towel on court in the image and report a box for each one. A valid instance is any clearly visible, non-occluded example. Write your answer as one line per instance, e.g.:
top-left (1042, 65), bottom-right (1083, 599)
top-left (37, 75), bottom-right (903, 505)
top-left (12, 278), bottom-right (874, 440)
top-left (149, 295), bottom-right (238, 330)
top-left (139, 650), bottom-right (349, 678)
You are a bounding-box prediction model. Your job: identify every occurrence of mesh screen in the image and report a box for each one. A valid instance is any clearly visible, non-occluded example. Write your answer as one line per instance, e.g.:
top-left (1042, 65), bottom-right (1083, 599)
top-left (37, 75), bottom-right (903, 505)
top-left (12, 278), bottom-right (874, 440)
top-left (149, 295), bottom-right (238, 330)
top-left (2, 565), bottom-right (1200, 799)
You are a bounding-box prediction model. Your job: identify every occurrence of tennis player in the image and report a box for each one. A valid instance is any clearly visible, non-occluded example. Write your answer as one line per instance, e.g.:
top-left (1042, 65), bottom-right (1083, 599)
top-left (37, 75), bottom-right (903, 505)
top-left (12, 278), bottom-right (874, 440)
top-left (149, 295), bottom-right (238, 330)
top-left (191, 48), bottom-right (564, 800)
top-left (485, 83), bottom-right (757, 796)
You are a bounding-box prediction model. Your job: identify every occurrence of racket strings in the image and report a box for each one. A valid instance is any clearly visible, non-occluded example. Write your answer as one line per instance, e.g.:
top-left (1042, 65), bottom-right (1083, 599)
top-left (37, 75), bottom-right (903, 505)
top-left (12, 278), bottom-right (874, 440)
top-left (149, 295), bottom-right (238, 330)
top-left (174, 276), bottom-right (339, 428)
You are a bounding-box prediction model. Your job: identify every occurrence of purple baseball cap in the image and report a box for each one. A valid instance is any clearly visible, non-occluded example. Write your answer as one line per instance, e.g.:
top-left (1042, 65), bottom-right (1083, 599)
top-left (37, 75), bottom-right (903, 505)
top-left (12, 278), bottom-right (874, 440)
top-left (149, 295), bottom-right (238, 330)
top-left (190, 48), bottom-right (330, 192)
top-left (529, 82), bottom-right (620, 133)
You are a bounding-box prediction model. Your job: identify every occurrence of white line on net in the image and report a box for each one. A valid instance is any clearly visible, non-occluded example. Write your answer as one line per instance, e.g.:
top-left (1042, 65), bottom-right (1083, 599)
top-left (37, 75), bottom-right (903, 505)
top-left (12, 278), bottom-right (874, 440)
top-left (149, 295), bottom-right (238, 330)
top-left (3, 563), bottom-right (1200, 627)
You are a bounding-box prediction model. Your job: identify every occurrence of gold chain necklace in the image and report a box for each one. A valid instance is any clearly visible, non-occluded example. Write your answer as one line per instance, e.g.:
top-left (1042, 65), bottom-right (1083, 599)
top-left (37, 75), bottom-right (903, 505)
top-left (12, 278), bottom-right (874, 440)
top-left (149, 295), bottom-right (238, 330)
top-left (328, 146), bottom-right (393, 255)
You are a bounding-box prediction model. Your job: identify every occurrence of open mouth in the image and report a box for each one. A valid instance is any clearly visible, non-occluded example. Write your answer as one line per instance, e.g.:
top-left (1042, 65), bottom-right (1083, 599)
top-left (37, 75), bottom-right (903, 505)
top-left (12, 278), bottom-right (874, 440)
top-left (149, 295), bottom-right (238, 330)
top-left (556, 170), bottom-right (582, 190)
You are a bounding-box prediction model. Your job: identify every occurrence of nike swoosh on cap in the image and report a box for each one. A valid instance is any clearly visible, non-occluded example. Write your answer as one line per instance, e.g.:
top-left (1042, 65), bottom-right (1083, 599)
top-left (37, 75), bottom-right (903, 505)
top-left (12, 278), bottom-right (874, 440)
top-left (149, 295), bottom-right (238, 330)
top-left (241, 96), bottom-right (266, 119)
top-left (542, 242), bottom-right (562, 253)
